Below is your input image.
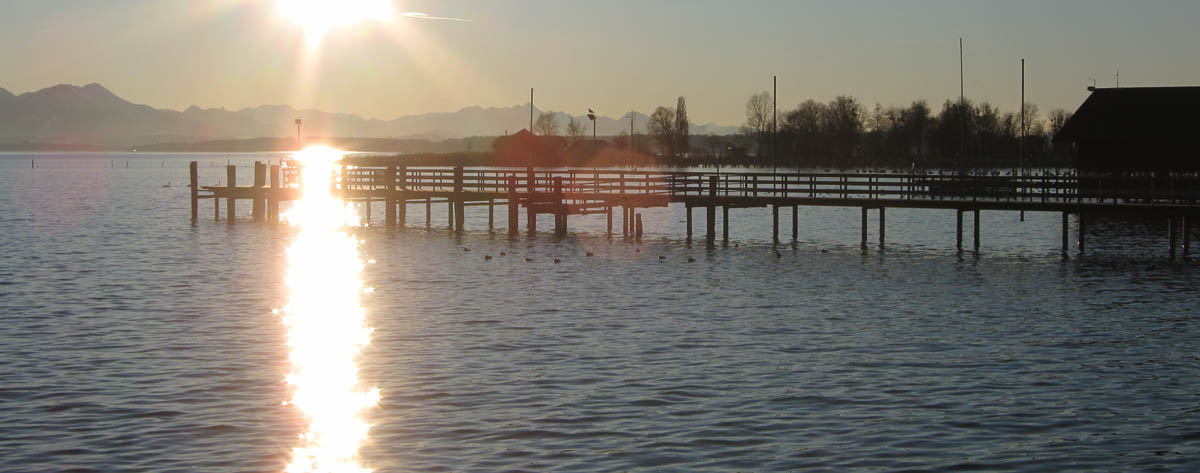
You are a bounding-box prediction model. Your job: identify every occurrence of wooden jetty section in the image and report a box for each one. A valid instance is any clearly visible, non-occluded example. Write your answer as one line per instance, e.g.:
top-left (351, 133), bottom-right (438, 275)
top-left (192, 158), bottom-right (1200, 260)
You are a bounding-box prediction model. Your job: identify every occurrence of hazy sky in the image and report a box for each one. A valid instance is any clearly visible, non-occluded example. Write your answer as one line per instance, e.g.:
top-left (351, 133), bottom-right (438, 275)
top-left (3, 0), bottom-right (1198, 125)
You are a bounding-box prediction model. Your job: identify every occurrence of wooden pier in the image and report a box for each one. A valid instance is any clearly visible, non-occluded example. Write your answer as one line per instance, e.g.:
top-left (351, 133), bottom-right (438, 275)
top-left (192, 159), bottom-right (1200, 260)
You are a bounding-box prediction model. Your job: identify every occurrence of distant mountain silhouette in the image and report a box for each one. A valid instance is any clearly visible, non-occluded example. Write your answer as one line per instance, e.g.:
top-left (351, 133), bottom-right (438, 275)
top-left (0, 83), bottom-right (739, 149)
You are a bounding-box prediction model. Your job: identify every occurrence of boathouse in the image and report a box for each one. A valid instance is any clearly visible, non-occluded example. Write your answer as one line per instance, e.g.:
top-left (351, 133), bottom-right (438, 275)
top-left (1053, 86), bottom-right (1200, 171)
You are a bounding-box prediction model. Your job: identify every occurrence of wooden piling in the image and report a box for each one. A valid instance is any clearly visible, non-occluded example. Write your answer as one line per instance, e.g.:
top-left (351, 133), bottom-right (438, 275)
top-left (553, 176), bottom-right (565, 236)
top-left (791, 205), bottom-right (798, 240)
top-left (686, 205), bottom-right (693, 239)
top-left (385, 166), bottom-right (397, 227)
top-left (635, 212), bottom-right (643, 239)
top-left (425, 196), bottom-right (432, 229)
top-left (1062, 212), bottom-right (1070, 254)
top-left (879, 207), bottom-right (885, 247)
top-left (454, 166), bottom-right (465, 233)
top-left (507, 177), bottom-right (519, 235)
top-left (861, 207), bottom-right (868, 248)
top-left (973, 209), bottom-right (981, 251)
top-left (527, 166), bottom-right (536, 230)
top-left (606, 205), bottom-right (613, 236)
top-left (269, 164), bottom-right (280, 223)
top-left (707, 176), bottom-right (717, 241)
top-left (252, 162), bottom-right (265, 222)
top-left (226, 165), bottom-right (236, 223)
top-left (488, 199), bottom-right (494, 231)
top-left (956, 209), bottom-right (963, 251)
top-left (773, 205), bottom-right (780, 242)
top-left (722, 205), bottom-right (729, 242)
top-left (189, 161), bottom-right (198, 221)
top-left (447, 201), bottom-right (454, 230)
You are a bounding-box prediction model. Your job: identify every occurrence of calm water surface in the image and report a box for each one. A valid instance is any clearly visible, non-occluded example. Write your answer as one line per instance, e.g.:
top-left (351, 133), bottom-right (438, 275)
top-left (1, 153), bottom-right (1198, 472)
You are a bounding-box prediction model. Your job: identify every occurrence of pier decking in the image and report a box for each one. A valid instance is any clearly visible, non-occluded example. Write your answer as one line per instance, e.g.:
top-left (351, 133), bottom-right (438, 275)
top-left (191, 159), bottom-right (1200, 259)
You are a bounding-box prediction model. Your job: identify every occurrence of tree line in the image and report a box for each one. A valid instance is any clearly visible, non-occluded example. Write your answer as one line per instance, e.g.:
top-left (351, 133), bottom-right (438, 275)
top-left (522, 92), bottom-right (1074, 168)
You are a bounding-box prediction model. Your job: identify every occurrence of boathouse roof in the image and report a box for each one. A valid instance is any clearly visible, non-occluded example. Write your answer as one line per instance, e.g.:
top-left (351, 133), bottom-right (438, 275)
top-left (1054, 86), bottom-right (1200, 171)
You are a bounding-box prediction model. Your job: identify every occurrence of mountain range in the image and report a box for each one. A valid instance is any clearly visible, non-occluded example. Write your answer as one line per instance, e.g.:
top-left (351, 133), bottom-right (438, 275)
top-left (0, 83), bottom-right (739, 150)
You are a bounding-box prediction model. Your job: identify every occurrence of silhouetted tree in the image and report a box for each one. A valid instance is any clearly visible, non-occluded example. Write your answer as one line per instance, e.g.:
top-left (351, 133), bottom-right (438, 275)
top-left (534, 111), bottom-right (559, 136)
top-left (648, 106), bottom-right (677, 158)
top-left (744, 92), bottom-right (773, 156)
top-left (1047, 109), bottom-right (1071, 137)
top-left (674, 97), bottom-right (689, 158)
top-left (566, 116), bottom-right (585, 143)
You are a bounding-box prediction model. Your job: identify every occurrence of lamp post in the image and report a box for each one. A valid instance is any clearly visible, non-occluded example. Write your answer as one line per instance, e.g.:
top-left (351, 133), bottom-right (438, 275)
top-left (587, 108), bottom-right (597, 160)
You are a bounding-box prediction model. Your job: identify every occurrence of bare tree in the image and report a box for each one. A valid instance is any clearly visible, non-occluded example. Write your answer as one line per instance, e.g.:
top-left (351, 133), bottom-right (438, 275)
top-left (674, 97), bottom-right (689, 158)
top-left (534, 111), bottom-right (560, 136)
top-left (648, 106), bottom-right (677, 158)
top-left (566, 115), bottom-right (585, 143)
top-left (1047, 108), bottom-right (1071, 137)
top-left (744, 92), bottom-right (773, 156)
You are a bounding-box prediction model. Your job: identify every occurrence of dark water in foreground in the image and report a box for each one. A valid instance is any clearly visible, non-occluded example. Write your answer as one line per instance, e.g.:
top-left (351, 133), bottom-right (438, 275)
top-left (1, 153), bottom-right (1198, 472)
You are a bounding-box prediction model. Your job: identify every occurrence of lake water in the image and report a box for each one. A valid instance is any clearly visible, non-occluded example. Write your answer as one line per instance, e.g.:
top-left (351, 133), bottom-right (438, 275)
top-left (2, 152), bottom-right (1198, 472)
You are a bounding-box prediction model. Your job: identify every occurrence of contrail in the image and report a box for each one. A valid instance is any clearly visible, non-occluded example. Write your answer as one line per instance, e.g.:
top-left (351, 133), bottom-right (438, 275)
top-left (402, 11), bottom-right (471, 22)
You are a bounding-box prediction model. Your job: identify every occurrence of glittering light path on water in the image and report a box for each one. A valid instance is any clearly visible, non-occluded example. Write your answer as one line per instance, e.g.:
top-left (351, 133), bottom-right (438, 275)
top-left (279, 147), bottom-right (379, 473)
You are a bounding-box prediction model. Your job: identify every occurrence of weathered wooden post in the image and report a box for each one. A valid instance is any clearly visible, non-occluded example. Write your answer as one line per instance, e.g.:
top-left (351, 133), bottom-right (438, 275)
top-left (488, 199), bottom-right (494, 231)
top-left (619, 172), bottom-right (627, 236)
top-left (686, 205), bottom-right (693, 239)
top-left (189, 161), bottom-right (198, 221)
top-left (384, 166), bottom-right (397, 227)
top-left (879, 207), bottom-right (886, 247)
top-left (527, 166), bottom-right (536, 230)
top-left (507, 176), bottom-right (519, 235)
top-left (1062, 212), bottom-right (1070, 254)
top-left (269, 163), bottom-right (281, 223)
top-left (635, 212), bottom-right (643, 239)
top-left (226, 165), bottom-right (236, 224)
top-left (973, 209), bottom-right (981, 251)
top-left (956, 209), bottom-right (964, 251)
top-left (706, 175), bottom-right (717, 241)
top-left (454, 165), bottom-right (465, 233)
top-left (606, 205), bottom-right (613, 236)
top-left (425, 196), bottom-right (432, 229)
top-left (397, 164), bottom-right (407, 227)
top-left (773, 205), bottom-right (780, 242)
top-left (553, 176), bottom-right (566, 236)
top-left (252, 162), bottom-right (265, 222)
top-left (722, 205), bottom-right (730, 242)
top-left (860, 207), bottom-right (868, 248)
top-left (792, 206), bottom-right (798, 241)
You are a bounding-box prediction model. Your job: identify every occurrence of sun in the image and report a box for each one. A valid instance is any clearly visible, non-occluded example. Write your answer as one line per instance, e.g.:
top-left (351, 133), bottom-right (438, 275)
top-left (277, 0), bottom-right (393, 43)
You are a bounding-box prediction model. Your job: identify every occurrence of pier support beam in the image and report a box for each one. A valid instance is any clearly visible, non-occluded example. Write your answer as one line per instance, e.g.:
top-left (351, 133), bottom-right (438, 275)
top-left (973, 209), bottom-right (981, 252)
top-left (269, 164), bottom-right (280, 223)
top-left (507, 177), bottom-right (518, 235)
top-left (792, 205), bottom-right (798, 241)
top-left (635, 213), bottom-right (643, 239)
top-left (606, 205), bottom-right (613, 236)
top-left (447, 201), bottom-right (454, 230)
top-left (707, 176), bottom-right (717, 241)
top-left (398, 164), bottom-right (408, 228)
top-left (252, 162), bottom-right (265, 222)
top-left (722, 206), bottom-right (729, 242)
top-left (553, 177), bottom-right (565, 236)
top-left (879, 207), bottom-right (886, 247)
top-left (861, 207), bottom-right (868, 248)
top-left (956, 209), bottom-right (963, 251)
top-left (226, 165), bottom-right (236, 224)
top-left (773, 205), bottom-right (780, 242)
top-left (453, 166), bottom-right (465, 233)
top-left (425, 197), bottom-right (431, 230)
top-left (385, 166), bottom-right (397, 227)
top-left (1061, 212), bottom-right (1069, 254)
top-left (189, 161), bottom-right (198, 222)
top-left (488, 199), bottom-right (494, 231)
top-left (686, 206), bottom-right (693, 239)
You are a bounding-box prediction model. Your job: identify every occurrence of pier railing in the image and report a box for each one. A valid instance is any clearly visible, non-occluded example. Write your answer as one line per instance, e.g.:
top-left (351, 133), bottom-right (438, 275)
top-left (317, 166), bottom-right (1200, 206)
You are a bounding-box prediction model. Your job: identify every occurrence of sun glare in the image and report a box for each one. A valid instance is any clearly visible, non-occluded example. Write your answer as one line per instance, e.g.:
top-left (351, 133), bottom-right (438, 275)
top-left (280, 146), bottom-right (379, 473)
top-left (277, 0), bottom-right (393, 43)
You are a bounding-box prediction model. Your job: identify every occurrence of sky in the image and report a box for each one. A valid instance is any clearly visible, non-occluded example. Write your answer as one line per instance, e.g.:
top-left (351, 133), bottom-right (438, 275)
top-left (2, 0), bottom-right (1199, 125)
